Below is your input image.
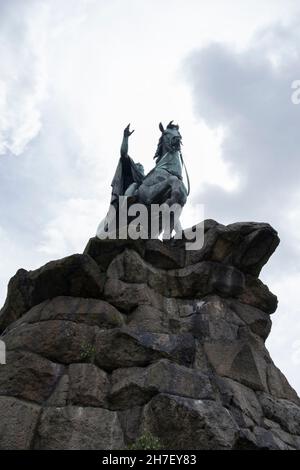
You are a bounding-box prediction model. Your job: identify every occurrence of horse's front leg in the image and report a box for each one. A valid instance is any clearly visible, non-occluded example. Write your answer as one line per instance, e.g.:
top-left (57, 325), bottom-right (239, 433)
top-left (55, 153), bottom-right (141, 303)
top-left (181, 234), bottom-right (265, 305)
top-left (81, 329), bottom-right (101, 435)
top-left (173, 207), bottom-right (183, 238)
top-left (162, 181), bottom-right (186, 240)
top-left (161, 204), bottom-right (183, 240)
top-left (161, 206), bottom-right (173, 240)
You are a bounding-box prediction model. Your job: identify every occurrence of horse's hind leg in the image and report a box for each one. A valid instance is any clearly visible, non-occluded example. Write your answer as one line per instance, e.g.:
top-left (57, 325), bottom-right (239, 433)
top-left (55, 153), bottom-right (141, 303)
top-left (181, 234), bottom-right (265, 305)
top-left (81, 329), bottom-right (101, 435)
top-left (138, 179), bottom-right (171, 206)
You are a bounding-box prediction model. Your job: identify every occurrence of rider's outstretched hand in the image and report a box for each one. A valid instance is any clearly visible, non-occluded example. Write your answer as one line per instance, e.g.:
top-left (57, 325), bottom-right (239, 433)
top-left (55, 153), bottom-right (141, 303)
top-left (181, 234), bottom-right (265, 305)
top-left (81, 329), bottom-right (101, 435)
top-left (124, 123), bottom-right (135, 137)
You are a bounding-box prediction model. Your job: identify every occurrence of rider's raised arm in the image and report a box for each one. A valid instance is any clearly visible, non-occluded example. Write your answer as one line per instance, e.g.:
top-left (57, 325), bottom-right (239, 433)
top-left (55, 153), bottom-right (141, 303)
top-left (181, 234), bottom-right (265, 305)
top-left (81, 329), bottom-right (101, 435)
top-left (120, 135), bottom-right (128, 159)
top-left (120, 124), bottom-right (134, 159)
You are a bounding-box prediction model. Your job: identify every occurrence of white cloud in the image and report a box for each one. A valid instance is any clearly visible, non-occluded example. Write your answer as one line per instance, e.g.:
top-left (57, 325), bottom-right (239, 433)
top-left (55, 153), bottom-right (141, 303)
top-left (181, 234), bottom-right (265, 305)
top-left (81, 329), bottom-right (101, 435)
top-left (0, 0), bottom-right (50, 156)
top-left (292, 340), bottom-right (300, 365)
top-left (37, 197), bottom-right (106, 258)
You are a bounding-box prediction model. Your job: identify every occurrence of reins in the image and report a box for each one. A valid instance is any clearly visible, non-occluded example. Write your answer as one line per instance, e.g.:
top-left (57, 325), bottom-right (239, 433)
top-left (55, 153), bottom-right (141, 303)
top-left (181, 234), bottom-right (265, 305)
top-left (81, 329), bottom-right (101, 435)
top-left (180, 151), bottom-right (190, 196)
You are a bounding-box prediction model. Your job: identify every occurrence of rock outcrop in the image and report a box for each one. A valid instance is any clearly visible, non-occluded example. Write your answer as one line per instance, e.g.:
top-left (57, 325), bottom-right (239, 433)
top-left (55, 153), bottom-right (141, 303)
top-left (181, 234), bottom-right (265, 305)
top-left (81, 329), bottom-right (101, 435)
top-left (0, 220), bottom-right (299, 450)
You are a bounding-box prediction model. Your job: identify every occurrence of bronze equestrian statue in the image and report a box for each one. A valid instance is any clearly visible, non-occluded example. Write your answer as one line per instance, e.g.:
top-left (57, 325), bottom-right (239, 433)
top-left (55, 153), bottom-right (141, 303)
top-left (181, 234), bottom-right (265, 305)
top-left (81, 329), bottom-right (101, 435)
top-left (97, 121), bottom-right (189, 239)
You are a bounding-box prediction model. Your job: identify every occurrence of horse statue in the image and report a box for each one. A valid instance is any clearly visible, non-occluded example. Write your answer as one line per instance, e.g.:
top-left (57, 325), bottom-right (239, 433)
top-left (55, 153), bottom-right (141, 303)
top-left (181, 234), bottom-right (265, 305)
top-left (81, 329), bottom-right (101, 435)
top-left (97, 121), bottom-right (189, 239)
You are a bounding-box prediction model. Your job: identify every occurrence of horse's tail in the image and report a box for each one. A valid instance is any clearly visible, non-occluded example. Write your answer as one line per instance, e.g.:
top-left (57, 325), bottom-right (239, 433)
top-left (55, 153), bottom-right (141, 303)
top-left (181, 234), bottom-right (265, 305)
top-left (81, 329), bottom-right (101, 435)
top-left (180, 152), bottom-right (190, 196)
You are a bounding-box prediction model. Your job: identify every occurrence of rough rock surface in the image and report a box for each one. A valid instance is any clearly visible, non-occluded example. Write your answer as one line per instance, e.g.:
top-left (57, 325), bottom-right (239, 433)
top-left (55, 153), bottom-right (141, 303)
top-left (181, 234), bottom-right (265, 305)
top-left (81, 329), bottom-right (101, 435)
top-left (0, 220), bottom-right (299, 450)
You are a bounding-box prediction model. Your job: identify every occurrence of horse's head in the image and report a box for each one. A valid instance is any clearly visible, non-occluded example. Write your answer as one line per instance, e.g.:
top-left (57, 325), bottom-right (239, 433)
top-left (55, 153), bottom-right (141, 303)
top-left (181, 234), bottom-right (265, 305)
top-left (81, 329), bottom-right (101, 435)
top-left (154, 120), bottom-right (182, 162)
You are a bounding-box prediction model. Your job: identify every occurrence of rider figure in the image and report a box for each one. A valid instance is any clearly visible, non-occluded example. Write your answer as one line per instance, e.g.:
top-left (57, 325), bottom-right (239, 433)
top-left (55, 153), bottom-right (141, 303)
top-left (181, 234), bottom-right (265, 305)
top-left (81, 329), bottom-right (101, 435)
top-left (120, 124), bottom-right (144, 201)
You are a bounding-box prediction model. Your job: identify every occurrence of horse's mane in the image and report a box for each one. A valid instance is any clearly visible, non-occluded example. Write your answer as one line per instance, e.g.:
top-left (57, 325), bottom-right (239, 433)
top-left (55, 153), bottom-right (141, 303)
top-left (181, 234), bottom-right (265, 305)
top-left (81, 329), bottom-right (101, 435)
top-left (153, 135), bottom-right (164, 162)
top-left (153, 123), bottom-right (180, 163)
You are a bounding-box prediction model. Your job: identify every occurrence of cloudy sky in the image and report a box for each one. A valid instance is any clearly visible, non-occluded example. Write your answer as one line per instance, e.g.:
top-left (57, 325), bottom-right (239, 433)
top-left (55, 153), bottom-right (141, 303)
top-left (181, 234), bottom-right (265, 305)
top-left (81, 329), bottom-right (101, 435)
top-left (1, 0), bottom-right (300, 393)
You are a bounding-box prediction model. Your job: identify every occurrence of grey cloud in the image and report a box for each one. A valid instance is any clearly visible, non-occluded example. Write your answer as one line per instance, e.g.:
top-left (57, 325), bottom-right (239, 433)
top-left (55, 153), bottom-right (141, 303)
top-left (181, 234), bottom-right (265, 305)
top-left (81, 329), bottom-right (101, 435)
top-left (184, 22), bottom-right (300, 393)
top-left (0, 0), bottom-right (44, 155)
top-left (184, 24), bottom-right (300, 268)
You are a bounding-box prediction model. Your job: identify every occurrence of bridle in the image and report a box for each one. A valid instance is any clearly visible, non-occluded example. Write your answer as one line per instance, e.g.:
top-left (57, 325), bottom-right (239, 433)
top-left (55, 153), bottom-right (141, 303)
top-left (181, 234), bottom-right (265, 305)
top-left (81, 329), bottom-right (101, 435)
top-left (155, 128), bottom-right (191, 196)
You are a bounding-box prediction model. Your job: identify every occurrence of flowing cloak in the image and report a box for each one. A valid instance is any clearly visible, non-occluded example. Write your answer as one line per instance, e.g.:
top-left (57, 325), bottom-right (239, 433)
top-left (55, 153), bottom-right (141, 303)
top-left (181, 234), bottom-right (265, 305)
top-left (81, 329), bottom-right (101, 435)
top-left (110, 154), bottom-right (144, 205)
top-left (96, 154), bottom-right (144, 238)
